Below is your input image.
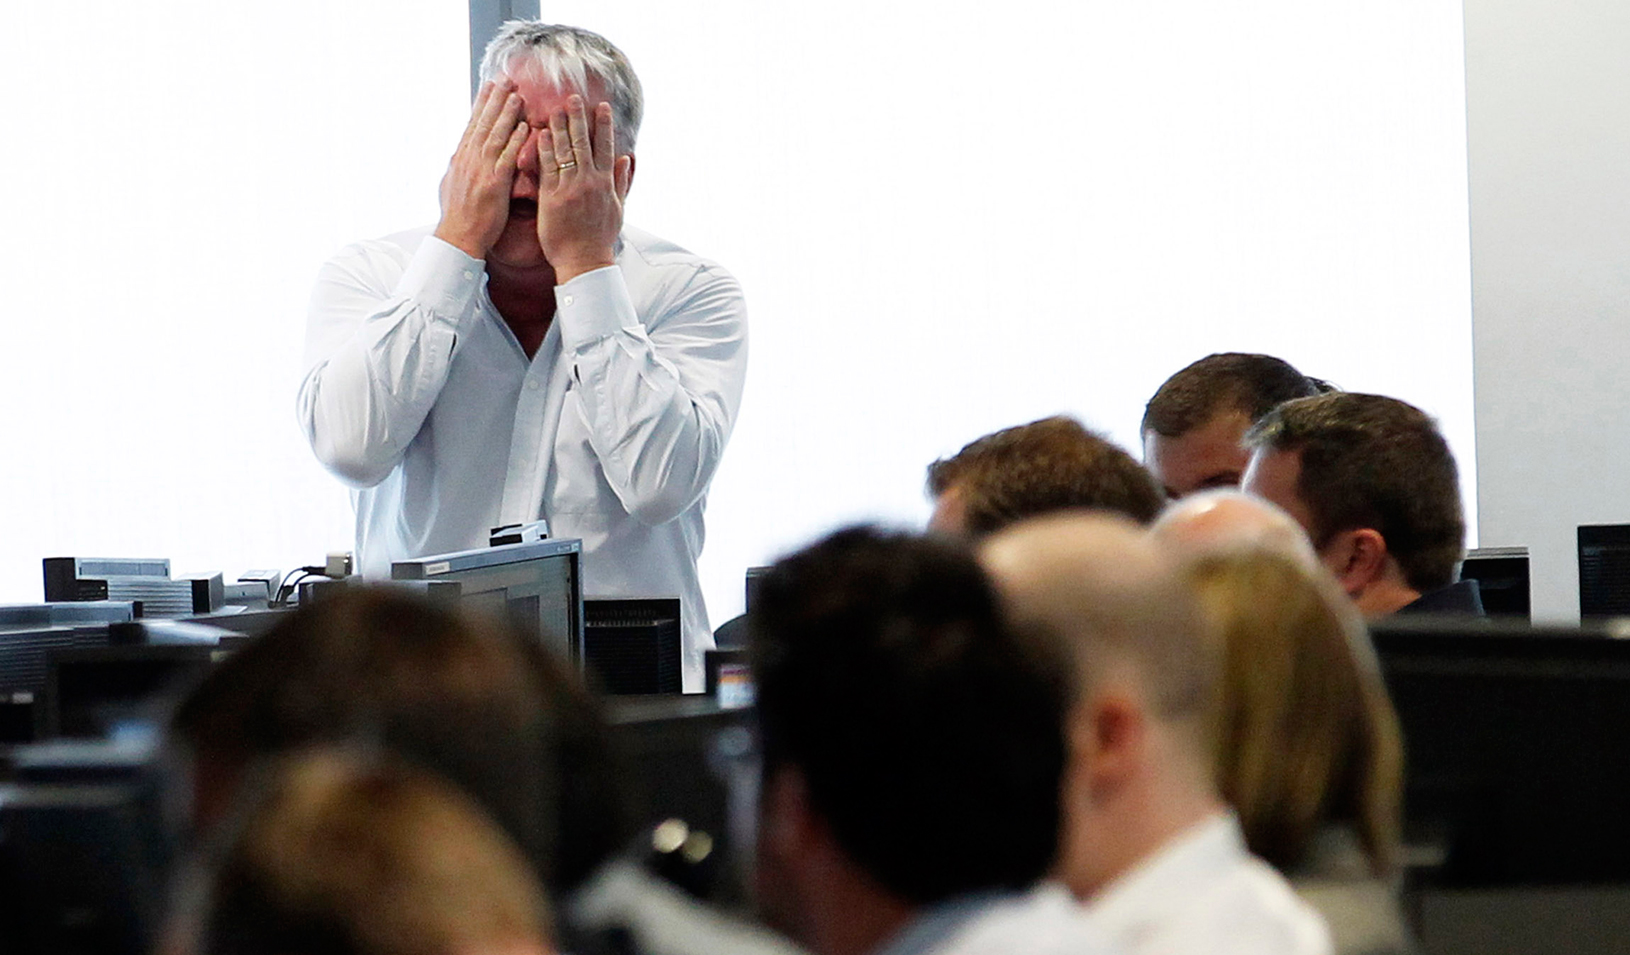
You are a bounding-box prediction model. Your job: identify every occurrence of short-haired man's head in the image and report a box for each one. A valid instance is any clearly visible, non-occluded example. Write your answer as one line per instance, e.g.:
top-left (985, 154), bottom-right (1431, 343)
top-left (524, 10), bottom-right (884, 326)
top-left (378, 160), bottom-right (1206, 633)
top-left (1141, 354), bottom-right (1327, 500)
top-left (1183, 550), bottom-right (1403, 878)
top-left (749, 526), bottom-right (1073, 903)
top-left (979, 513), bottom-right (1216, 735)
top-left (1141, 353), bottom-right (1325, 440)
top-left (1244, 393), bottom-right (1465, 593)
top-left (181, 749), bottom-right (553, 955)
top-left (926, 415), bottom-right (1164, 536)
top-left (479, 21), bottom-right (643, 152)
top-left (169, 587), bottom-right (626, 898)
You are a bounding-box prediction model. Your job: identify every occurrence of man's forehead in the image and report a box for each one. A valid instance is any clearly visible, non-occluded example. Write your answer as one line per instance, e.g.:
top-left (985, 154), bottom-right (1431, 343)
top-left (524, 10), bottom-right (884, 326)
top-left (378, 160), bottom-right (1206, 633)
top-left (1144, 409), bottom-right (1253, 494)
top-left (505, 65), bottom-right (606, 103)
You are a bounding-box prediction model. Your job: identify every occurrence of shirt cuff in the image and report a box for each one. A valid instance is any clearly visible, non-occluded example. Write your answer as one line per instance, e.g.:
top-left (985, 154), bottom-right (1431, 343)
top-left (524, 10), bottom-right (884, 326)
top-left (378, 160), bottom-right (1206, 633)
top-left (556, 265), bottom-right (639, 351)
top-left (394, 235), bottom-right (487, 329)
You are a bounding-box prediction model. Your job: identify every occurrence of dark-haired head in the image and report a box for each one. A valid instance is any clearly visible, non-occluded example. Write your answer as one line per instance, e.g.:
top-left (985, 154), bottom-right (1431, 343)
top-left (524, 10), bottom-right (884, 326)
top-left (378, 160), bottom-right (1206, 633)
top-left (1242, 392), bottom-right (1465, 614)
top-left (749, 526), bottom-right (1072, 926)
top-left (1142, 353), bottom-right (1326, 500)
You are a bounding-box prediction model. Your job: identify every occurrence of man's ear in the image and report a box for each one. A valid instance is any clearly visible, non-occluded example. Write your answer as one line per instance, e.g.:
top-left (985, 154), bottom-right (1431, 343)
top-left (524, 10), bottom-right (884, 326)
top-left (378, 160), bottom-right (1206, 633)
top-left (615, 154), bottom-right (635, 202)
top-left (1321, 527), bottom-right (1390, 598)
top-left (1073, 692), bottom-right (1145, 799)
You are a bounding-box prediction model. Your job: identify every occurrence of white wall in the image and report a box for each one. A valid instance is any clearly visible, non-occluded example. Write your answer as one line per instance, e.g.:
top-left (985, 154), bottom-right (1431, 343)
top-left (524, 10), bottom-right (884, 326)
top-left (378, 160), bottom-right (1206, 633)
top-left (1465, 0), bottom-right (1630, 621)
top-left (0, 1), bottom-right (1477, 628)
top-left (0, 1), bottom-right (468, 601)
top-left (551, 0), bottom-right (1476, 622)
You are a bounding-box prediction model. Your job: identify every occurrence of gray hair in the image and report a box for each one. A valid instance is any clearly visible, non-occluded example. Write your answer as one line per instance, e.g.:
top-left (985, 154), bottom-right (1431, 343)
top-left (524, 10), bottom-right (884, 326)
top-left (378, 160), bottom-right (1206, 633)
top-left (478, 21), bottom-right (643, 152)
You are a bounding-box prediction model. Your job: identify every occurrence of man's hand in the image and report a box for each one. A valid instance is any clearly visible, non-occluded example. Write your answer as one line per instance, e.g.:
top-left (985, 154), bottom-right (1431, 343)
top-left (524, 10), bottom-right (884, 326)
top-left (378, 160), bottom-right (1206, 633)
top-left (434, 80), bottom-right (529, 260)
top-left (538, 95), bottom-right (633, 284)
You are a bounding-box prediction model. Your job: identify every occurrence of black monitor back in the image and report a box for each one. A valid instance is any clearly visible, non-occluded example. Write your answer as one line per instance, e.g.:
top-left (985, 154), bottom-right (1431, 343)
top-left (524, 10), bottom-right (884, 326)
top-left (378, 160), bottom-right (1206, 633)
top-left (1460, 547), bottom-right (1531, 620)
top-left (1372, 617), bottom-right (1630, 886)
top-left (1579, 524), bottom-right (1630, 617)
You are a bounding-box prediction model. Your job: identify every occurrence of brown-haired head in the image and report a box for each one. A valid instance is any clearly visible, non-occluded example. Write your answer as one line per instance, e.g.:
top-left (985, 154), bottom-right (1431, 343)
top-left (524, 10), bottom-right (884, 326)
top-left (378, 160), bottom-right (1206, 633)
top-left (1141, 353), bottom-right (1327, 500)
top-left (168, 587), bottom-right (627, 899)
top-left (178, 749), bottom-right (554, 955)
top-left (1184, 549), bottom-right (1403, 877)
top-left (927, 415), bottom-right (1164, 536)
top-left (1242, 392), bottom-right (1464, 596)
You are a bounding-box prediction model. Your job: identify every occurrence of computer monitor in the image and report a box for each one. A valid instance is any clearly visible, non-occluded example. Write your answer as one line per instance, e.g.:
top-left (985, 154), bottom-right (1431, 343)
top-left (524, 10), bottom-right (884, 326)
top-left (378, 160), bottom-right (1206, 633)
top-left (391, 538), bottom-right (584, 666)
top-left (43, 642), bottom-right (246, 741)
top-left (0, 737), bottom-right (170, 955)
top-left (1, 610), bottom-right (229, 744)
top-left (1372, 616), bottom-right (1630, 886)
top-left (1460, 546), bottom-right (1531, 620)
top-left (604, 695), bottom-right (755, 904)
top-left (1578, 524), bottom-right (1630, 617)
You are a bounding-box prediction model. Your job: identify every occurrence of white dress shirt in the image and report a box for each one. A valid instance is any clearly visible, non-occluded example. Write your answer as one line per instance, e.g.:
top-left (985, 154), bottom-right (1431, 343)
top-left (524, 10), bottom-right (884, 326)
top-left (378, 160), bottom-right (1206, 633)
top-left (934, 885), bottom-right (1123, 955)
top-left (1086, 813), bottom-right (1333, 955)
top-left (298, 225), bottom-right (747, 689)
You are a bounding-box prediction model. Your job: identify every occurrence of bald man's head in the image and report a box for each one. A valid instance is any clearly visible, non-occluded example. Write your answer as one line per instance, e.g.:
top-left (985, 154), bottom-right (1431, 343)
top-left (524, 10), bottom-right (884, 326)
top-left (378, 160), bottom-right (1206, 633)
top-left (1150, 489), bottom-right (1320, 570)
top-left (980, 513), bottom-right (1216, 725)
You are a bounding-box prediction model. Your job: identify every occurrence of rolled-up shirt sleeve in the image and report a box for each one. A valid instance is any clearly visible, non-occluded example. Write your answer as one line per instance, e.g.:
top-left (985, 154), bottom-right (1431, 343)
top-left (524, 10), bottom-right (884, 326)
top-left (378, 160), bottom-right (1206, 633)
top-left (554, 262), bottom-right (748, 526)
top-left (296, 237), bottom-right (486, 488)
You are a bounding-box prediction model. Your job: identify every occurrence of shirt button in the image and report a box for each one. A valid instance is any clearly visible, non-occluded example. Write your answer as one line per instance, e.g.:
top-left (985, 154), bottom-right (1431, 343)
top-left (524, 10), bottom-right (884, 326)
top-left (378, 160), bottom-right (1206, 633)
top-left (462, 270), bottom-right (474, 280)
top-left (563, 295), bottom-right (575, 307)
top-left (527, 380), bottom-right (540, 391)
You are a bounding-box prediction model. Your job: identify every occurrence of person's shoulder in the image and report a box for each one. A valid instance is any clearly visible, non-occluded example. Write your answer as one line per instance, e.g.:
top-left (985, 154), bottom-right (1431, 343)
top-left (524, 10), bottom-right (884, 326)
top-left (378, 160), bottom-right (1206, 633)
top-left (940, 885), bottom-right (1120, 955)
top-left (620, 225), bottom-right (739, 286)
top-left (1205, 854), bottom-right (1334, 955)
top-left (321, 224), bottom-right (437, 277)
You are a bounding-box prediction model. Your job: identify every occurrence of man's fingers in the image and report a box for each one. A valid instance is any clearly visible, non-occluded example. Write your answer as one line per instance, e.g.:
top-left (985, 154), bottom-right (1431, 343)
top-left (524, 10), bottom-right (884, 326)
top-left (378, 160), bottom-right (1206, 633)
top-left (461, 81), bottom-right (496, 142)
top-left (549, 108), bottom-right (575, 171)
top-left (567, 95), bottom-right (594, 169)
top-left (541, 132), bottom-right (562, 190)
top-left (471, 79), bottom-right (514, 145)
top-left (484, 92), bottom-right (524, 155)
top-left (498, 122), bottom-right (529, 171)
top-left (592, 102), bottom-right (616, 172)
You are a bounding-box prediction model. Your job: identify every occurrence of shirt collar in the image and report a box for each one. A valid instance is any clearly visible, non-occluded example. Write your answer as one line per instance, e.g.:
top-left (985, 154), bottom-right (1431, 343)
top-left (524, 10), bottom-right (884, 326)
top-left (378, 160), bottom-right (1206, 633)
top-left (1084, 811), bottom-right (1244, 942)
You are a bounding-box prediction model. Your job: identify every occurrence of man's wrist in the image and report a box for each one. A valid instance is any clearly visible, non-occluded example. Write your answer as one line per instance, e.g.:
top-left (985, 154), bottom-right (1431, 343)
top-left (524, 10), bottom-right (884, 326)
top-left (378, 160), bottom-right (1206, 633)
top-left (432, 223), bottom-right (488, 261)
top-left (550, 251), bottom-right (618, 285)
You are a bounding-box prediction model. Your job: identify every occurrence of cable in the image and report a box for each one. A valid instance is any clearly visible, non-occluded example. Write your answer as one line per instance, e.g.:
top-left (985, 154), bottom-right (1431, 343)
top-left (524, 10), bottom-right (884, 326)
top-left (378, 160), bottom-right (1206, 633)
top-left (273, 566), bottom-right (328, 608)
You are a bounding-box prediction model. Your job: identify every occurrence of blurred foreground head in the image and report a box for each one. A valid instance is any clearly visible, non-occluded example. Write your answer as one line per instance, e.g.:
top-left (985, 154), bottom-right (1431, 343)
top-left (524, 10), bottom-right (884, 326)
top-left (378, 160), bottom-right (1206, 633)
top-left (748, 526), bottom-right (1073, 955)
top-left (1151, 488), bottom-right (1320, 570)
top-left (168, 587), bottom-right (627, 899)
top-left (1183, 550), bottom-right (1403, 878)
top-left (171, 749), bottom-right (553, 955)
top-left (979, 513), bottom-right (1220, 897)
top-left (927, 415), bottom-right (1164, 537)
